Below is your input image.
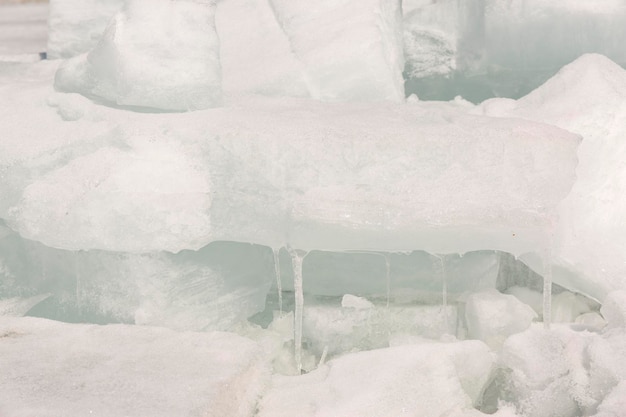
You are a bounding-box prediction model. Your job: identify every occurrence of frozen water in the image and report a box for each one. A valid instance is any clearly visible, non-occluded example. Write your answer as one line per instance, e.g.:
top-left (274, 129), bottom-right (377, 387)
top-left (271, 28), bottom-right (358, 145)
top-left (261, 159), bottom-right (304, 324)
top-left (268, 0), bottom-right (405, 102)
top-left (0, 316), bottom-right (268, 417)
top-left (54, 0), bottom-right (222, 112)
top-left (464, 289), bottom-right (536, 349)
top-left (480, 54), bottom-right (626, 302)
top-left (47, 0), bottom-right (124, 59)
top-left (257, 340), bottom-right (495, 417)
top-left (278, 250), bottom-right (501, 303)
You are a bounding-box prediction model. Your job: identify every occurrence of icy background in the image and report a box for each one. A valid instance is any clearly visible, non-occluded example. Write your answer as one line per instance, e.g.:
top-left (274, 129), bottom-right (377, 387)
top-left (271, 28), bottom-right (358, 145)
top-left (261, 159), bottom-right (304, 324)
top-left (1, 1), bottom-right (626, 416)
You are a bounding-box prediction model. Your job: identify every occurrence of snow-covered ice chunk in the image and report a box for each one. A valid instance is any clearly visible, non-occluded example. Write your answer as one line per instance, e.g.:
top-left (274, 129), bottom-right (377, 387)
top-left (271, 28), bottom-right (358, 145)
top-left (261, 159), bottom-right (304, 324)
top-left (600, 290), bottom-right (626, 329)
top-left (54, 0), bottom-right (222, 112)
top-left (269, 0), bottom-right (405, 102)
top-left (257, 340), bottom-right (494, 417)
top-left (482, 54), bottom-right (626, 301)
top-left (464, 289), bottom-right (536, 349)
top-left (47, 0), bottom-right (125, 59)
top-left (340, 294), bottom-right (373, 310)
top-left (0, 316), bottom-right (268, 417)
top-left (594, 381), bottom-right (626, 417)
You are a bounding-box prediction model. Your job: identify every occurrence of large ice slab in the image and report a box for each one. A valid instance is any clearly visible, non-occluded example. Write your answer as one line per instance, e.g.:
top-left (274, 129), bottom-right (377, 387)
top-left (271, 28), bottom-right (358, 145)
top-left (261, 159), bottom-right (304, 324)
top-left (269, 0), bottom-right (405, 102)
top-left (54, 0), bottom-right (222, 112)
top-left (257, 340), bottom-right (495, 417)
top-left (0, 317), bottom-right (268, 417)
top-left (403, 0), bottom-right (626, 101)
top-left (0, 86), bottom-right (579, 254)
top-left (47, 0), bottom-right (125, 59)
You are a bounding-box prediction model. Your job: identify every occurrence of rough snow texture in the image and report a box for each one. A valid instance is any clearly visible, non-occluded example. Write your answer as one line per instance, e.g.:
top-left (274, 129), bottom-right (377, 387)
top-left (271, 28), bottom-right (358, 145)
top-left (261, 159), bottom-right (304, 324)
top-left (257, 340), bottom-right (494, 417)
top-left (54, 0), bottom-right (222, 112)
top-left (269, 0), bottom-right (405, 102)
top-left (215, 0), bottom-right (308, 97)
top-left (500, 324), bottom-right (626, 417)
top-left (0, 317), bottom-right (268, 417)
top-left (464, 289), bottom-right (536, 349)
top-left (47, 0), bottom-right (125, 59)
top-left (0, 228), bottom-right (273, 330)
top-left (480, 54), bottom-right (626, 302)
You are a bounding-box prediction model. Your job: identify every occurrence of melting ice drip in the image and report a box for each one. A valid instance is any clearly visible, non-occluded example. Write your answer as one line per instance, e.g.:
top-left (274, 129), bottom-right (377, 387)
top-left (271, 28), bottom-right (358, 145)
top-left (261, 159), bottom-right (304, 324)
top-left (289, 248), bottom-right (306, 374)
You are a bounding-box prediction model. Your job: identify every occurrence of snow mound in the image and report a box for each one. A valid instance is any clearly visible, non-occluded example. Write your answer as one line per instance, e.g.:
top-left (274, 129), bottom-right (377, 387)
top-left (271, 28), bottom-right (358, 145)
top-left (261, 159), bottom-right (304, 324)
top-left (257, 340), bottom-right (495, 417)
top-left (47, 0), bottom-right (125, 59)
top-left (54, 0), bottom-right (222, 112)
top-left (481, 54), bottom-right (626, 301)
top-left (464, 289), bottom-right (536, 349)
top-left (0, 316), bottom-right (268, 417)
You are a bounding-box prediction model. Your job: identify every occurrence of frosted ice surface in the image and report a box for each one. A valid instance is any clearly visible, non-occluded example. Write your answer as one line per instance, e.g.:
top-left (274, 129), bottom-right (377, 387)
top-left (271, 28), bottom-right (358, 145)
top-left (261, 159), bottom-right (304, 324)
top-left (257, 340), bottom-right (494, 417)
top-left (268, 0), bottom-right (405, 102)
top-left (215, 0), bottom-right (308, 97)
top-left (481, 54), bottom-right (626, 302)
top-left (464, 289), bottom-right (536, 349)
top-left (403, 0), bottom-right (626, 100)
top-left (0, 94), bottom-right (579, 254)
top-left (0, 317), bottom-right (268, 417)
top-left (54, 0), bottom-right (222, 112)
top-left (47, 0), bottom-right (125, 59)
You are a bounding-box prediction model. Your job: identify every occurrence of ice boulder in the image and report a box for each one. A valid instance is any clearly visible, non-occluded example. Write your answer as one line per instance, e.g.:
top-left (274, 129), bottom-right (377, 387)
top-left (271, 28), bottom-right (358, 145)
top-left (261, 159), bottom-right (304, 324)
top-left (257, 340), bottom-right (495, 417)
top-left (464, 289), bottom-right (536, 349)
top-left (0, 317), bottom-right (268, 417)
top-left (47, 0), bottom-right (125, 59)
top-left (54, 0), bottom-right (222, 112)
top-left (268, 0), bottom-right (405, 102)
top-left (482, 54), bottom-right (626, 301)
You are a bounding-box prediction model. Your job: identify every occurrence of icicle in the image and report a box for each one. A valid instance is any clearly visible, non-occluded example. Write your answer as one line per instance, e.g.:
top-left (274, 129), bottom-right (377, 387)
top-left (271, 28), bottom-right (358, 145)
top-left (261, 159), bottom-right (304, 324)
top-left (273, 248), bottom-right (283, 315)
top-left (439, 255), bottom-right (449, 334)
top-left (318, 345), bottom-right (329, 368)
top-left (289, 248), bottom-right (305, 374)
top-left (542, 250), bottom-right (552, 329)
top-left (385, 254), bottom-right (391, 308)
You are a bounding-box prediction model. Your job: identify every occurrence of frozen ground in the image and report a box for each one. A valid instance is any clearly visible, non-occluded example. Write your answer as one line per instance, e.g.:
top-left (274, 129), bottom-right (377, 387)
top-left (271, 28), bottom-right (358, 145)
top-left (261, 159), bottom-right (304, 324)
top-left (1, 2), bottom-right (626, 417)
